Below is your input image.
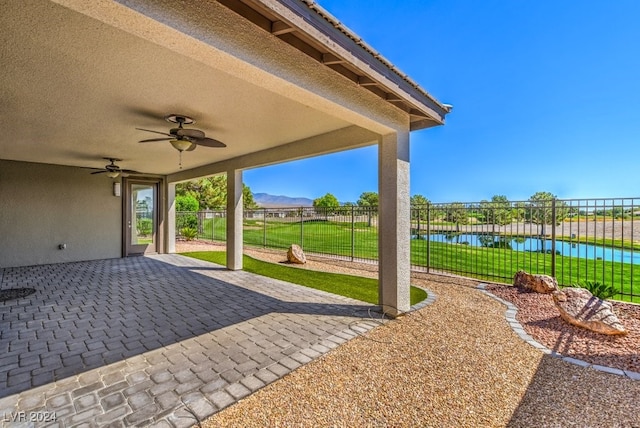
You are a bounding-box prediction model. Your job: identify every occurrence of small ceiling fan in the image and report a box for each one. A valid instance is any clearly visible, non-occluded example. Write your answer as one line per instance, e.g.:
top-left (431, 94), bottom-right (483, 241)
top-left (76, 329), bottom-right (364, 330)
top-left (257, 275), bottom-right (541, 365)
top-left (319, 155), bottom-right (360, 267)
top-left (90, 158), bottom-right (137, 178)
top-left (137, 114), bottom-right (226, 151)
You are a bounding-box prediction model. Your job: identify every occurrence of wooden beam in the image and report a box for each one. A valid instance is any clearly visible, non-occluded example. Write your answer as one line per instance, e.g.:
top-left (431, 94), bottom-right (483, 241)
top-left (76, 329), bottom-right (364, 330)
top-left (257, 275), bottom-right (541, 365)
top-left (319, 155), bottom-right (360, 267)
top-left (271, 20), bottom-right (295, 36)
top-left (385, 93), bottom-right (403, 102)
top-left (321, 52), bottom-right (345, 65)
top-left (410, 118), bottom-right (441, 131)
top-left (358, 76), bottom-right (378, 87)
top-left (409, 108), bottom-right (429, 118)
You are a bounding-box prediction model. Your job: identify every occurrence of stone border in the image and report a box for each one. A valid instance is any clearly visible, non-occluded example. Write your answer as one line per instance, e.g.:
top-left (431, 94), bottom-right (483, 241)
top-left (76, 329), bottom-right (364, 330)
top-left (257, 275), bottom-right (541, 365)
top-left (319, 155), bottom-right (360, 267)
top-left (409, 288), bottom-right (437, 312)
top-left (341, 289), bottom-right (436, 339)
top-left (477, 284), bottom-right (640, 381)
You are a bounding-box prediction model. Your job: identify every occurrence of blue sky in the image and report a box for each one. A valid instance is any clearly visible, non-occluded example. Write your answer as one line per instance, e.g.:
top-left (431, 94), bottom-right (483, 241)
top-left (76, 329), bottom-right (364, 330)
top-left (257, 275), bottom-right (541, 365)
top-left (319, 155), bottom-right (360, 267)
top-left (244, 0), bottom-right (640, 203)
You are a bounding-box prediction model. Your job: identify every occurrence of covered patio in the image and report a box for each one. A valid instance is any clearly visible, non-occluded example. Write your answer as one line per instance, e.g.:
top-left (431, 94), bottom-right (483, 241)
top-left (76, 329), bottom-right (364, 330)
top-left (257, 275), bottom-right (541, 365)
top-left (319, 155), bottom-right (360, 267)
top-left (0, 254), bottom-right (379, 425)
top-left (1, 0), bottom-right (449, 425)
top-left (0, 0), bottom-right (449, 315)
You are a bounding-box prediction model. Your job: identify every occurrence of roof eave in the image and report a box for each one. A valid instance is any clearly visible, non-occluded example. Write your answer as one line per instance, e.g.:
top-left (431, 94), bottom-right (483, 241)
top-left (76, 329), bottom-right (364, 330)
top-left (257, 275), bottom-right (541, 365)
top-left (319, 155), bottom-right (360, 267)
top-left (233, 0), bottom-right (451, 127)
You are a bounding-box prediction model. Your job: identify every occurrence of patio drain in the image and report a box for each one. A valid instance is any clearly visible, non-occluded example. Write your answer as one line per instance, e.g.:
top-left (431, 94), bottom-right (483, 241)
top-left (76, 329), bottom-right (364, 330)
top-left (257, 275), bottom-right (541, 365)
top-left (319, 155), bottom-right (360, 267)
top-left (0, 288), bottom-right (36, 302)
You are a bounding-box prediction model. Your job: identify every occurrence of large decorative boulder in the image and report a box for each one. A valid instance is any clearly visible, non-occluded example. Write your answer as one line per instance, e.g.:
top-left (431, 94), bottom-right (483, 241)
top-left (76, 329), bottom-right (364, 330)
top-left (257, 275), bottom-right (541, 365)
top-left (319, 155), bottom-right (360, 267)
top-left (287, 244), bottom-right (306, 264)
top-left (513, 270), bottom-right (558, 294)
top-left (552, 287), bottom-right (627, 335)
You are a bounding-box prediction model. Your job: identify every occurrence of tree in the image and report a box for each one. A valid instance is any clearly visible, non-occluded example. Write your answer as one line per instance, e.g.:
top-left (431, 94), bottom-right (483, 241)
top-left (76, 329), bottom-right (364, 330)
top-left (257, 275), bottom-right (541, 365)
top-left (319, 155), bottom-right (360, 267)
top-left (313, 193), bottom-right (340, 219)
top-left (479, 195), bottom-right (512, 231)
top-left (357, 191), bottom-right (379, 208)
top-left (411, 194), bottom-right (430, 218)
top-left (526, 192), bottom-right (569, 247)
top-left (527, 192), bottom-right (568, 224)
top-left (313, 193), bottom-right (340, 208)
top-left (177, 176), bottom-right (225, 209)
top-left (444, 202), bottom-right (469, 232)
top-left (356, 191), bottom-right (378, 227)
top-left (176, 194), bottom-right (199, 212)
top-left (512, 201), bottom-right (527, 222)
top-left (243, 184), bottom-right (259, 210)
top-left (176, 175), bottom-right (258, 210)
top-left (410, 195), bottom-right (430, 235)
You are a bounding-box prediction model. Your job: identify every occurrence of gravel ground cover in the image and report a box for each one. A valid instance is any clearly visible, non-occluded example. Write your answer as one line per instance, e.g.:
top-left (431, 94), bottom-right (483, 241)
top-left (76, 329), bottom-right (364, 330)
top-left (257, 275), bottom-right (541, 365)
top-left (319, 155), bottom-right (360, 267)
top-left (177, 241), bottom-right (640, 427)
top-left (486, 283), bottom-right (640, 373)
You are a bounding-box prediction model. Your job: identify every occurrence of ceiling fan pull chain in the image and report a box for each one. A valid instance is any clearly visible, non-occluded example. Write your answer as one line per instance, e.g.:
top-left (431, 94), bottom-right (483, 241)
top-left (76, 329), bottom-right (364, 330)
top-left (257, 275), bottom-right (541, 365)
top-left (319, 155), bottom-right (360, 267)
top-left (179, 150), bottom-right (183, 169)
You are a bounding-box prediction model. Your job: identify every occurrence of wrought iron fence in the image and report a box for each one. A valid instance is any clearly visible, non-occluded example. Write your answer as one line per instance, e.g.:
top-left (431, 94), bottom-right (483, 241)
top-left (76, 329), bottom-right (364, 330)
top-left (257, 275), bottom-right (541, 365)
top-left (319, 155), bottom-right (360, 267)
top-left (177, 197), bottom-right (640, 302)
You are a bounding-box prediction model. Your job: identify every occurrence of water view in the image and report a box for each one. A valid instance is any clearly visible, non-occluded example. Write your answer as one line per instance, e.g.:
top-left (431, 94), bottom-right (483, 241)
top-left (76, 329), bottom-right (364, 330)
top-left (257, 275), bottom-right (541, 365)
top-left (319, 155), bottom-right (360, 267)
top-left (416, 233), bottom-right (640, 265)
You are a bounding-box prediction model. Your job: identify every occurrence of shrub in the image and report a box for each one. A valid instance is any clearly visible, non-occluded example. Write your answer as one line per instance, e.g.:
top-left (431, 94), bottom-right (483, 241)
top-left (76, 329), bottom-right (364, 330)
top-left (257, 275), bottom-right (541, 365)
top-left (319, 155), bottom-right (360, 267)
top-left (176, 194), bottom-right (199, 231)
top-left (180, 227), bottom-right (198, 241)
top-left (177, 213), bottom-right (198, 230)
top-left (176, 194), bottom-right (199, 212)
top-left (137, 218), bottom-right (152, 237)
top-left (572, 280), bottom-right (617, 300)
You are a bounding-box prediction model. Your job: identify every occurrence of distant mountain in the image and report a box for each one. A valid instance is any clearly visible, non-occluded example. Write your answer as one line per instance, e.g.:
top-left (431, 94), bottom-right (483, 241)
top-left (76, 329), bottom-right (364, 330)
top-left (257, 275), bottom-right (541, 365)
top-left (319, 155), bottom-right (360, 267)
top-left (253, 193), bottom-right (314, 208)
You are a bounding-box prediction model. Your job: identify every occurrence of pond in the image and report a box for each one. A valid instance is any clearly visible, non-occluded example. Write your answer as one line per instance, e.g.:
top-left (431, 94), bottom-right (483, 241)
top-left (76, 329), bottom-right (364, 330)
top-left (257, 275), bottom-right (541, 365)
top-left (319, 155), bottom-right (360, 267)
top-left (414, 233), bottom-right (640, 265)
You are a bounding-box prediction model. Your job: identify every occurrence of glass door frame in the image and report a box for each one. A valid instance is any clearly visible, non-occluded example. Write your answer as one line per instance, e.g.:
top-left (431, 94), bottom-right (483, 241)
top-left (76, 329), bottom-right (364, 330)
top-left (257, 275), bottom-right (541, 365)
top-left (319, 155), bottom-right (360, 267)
top-left (123, 178), bottom-right (161, 256)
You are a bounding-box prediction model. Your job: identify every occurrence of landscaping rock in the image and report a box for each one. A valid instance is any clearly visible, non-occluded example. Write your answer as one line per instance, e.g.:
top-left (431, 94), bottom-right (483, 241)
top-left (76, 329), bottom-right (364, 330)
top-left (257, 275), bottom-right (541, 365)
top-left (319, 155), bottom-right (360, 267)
top-left (552, 287), bottom-right (627, 335)
top-left (513, 270), bottom-right (558, 294)
top-left (287, 244), bottom-right (306, 264)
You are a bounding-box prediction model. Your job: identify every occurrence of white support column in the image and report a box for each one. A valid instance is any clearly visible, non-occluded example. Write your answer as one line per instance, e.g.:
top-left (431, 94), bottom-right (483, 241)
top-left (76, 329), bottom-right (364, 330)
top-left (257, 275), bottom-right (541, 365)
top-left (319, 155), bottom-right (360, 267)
top-left (226, 169), bottom-right (243, 270)
top-left (166, 182), bottom-right (176, 254)
top-left (378, 131), bottom-right (411, 316)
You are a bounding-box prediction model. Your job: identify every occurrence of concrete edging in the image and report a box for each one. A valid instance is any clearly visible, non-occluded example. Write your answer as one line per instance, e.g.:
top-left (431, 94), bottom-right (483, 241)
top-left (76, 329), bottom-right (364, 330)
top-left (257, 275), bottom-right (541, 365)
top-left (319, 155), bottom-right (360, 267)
top-left (409, 288), bottom-right (437, 312)
top-left (477, 283), bottom-right (640, 381)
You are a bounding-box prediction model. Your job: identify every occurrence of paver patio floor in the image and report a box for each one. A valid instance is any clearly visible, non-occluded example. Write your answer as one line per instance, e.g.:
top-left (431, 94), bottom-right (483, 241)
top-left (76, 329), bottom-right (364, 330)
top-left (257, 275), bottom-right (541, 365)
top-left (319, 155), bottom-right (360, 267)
top-left (0, 255), bottom-right (378, 427)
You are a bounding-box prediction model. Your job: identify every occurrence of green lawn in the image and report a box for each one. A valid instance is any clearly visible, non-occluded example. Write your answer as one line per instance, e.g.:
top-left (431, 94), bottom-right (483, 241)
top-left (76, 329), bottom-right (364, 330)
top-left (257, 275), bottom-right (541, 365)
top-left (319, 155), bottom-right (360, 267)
top-left (411, 240), bottom-right (640, 302)
top-left (181, 251), bottom-right (428, 306)
top-left (193, 218), bottom-right (640, 303)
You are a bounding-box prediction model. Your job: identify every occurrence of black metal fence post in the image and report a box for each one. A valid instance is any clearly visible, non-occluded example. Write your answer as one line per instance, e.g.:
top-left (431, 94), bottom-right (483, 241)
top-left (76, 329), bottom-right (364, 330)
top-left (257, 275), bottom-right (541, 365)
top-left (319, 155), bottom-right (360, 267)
top-left (551, 198), bottom-right (557, 278)
top-left (351, 205), bottom-right (355, 262)
top-left (426, 204), bottom-right (431, 273)
top-left (263, 208), bottom-right (267, 248)
top-left (198, 211), bottom-right (204, 237)
top-left (300, 207), bottom-right (304, 249)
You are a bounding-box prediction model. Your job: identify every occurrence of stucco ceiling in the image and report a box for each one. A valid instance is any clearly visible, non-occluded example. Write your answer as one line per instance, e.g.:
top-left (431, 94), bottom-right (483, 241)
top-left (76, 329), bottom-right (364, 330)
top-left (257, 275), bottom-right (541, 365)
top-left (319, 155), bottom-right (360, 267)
top-left (0, 0), bottom-right (447, 178)
top-left (0, 0), bottom-right (357, 175)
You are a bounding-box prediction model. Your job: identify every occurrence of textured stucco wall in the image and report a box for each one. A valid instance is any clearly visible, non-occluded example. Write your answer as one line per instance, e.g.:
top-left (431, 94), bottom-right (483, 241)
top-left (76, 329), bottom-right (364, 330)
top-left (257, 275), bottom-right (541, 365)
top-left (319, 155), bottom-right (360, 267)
top-left (0, 160), bottom-right (122, 268)
top-left (378, 131), bottom-right (411, 315)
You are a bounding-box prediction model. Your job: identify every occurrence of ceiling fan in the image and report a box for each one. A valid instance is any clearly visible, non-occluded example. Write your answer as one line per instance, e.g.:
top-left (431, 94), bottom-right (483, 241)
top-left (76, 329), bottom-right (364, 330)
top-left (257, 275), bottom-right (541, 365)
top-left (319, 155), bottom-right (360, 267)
top-left (136, 114), bottom-right (226, 151)
top-left (90, 158), bottom-right (137, 178)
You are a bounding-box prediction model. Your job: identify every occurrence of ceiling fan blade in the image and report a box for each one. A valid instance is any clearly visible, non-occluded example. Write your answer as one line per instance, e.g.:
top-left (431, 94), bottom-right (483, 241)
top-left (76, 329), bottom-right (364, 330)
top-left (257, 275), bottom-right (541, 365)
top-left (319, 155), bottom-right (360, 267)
top-left (139, 137), bottom-right (173, 143)
top-left (136, 128), bottom-right (172, 137)
top-left (120, 169), bottom-right (139, 174)
top-left (186, 143), bottom-right (197, 151)
top-left (194, 137), bottom-right (226, 148)
top-left (176, 128), bottom-right (205, 139)
top-left (90, 170), bottom-right (107, 174)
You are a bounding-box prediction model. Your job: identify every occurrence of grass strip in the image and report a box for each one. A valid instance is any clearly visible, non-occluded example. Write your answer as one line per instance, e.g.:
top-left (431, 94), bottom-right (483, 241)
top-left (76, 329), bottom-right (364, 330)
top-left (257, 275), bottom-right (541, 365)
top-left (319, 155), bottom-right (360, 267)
top-left (182, 251), bottom-right (427, 306)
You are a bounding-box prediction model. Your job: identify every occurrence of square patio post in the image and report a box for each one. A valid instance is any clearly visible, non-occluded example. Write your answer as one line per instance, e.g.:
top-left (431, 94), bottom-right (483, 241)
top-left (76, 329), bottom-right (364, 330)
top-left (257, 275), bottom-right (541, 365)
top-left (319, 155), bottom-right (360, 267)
top-left (378, 131), bottom-right (411, 316)
top-left (227, 169), bottom-right (243, 270)
top-left (166, 182), bottom-right (176, 254)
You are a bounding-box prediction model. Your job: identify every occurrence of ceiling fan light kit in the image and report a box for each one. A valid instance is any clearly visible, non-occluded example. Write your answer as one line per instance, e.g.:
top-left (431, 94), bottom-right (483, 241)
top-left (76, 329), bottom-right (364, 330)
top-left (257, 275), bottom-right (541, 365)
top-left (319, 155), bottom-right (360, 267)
top-left (170, 139), bottom-right (194, 152)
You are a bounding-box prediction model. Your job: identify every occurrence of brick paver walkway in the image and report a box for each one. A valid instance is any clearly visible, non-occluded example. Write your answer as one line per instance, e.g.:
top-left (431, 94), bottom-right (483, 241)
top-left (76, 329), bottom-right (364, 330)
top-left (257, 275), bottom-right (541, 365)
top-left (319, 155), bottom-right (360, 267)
top-left (0, 255), bottom-right (378, 427)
